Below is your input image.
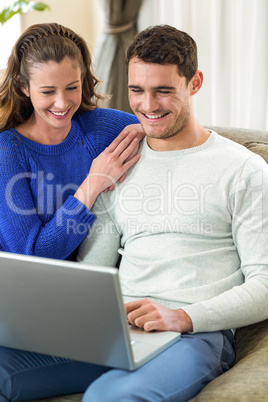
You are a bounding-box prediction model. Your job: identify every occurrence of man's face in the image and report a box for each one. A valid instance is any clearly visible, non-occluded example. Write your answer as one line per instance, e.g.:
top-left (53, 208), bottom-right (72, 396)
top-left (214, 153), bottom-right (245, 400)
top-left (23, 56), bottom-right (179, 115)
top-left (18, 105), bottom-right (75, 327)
top-left (128, 58), bottom-right (193, 146)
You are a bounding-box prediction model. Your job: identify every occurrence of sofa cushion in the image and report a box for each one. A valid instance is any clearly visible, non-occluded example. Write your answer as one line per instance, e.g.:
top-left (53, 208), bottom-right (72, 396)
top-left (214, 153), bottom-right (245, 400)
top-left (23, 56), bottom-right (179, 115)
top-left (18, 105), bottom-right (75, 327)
top-left (208, 126), bottom-right (268, 164)
top-left (209, 126), bottom-right (268, 145)
top-left (243, 141), bottom-right (268, 163)
top-left (29, 393), bottom-right (83, 402)
top-left (190, 319), bottom-right (268, 401)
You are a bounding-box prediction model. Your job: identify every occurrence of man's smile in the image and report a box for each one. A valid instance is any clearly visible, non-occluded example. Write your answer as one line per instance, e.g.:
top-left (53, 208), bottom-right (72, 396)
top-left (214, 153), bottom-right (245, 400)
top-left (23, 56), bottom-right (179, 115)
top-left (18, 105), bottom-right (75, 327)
top-left (141, 112), bottom-right (170, 120)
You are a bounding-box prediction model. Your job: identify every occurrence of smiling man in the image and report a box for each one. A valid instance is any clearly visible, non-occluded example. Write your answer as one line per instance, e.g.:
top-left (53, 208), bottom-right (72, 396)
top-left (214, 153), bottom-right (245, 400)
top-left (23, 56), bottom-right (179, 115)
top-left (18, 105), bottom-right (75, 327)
top-left (128, 59), bottom-right (209, 150)
top-left (78, 25), bottom-right (268, 401)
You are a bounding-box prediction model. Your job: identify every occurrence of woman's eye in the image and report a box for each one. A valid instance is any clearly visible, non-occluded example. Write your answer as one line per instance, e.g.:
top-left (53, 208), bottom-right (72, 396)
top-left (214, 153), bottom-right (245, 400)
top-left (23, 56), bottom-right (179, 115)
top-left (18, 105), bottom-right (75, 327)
top-left (42, 91), bottom-right (54, 95)
top-left (67, 86), bottom-right (78, 91)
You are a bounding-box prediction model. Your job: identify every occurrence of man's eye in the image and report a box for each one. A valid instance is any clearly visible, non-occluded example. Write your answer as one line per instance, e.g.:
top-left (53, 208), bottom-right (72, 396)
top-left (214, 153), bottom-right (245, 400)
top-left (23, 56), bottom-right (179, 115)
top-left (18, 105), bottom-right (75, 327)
top-left (131, 89), bottom-right (143, 93)
top-left (158, 91), bottom-right (171, 94)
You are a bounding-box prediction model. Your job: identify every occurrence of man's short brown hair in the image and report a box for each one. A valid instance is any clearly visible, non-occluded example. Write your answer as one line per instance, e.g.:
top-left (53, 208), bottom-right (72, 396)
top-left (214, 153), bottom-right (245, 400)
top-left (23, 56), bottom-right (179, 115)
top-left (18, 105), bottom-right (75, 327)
top-left (125, 25), bottom-right (198, 84)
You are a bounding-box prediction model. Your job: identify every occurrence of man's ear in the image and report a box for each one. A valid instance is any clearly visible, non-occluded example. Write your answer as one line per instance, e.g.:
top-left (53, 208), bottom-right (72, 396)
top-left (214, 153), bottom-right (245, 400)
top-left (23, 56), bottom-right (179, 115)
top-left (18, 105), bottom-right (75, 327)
top-left (190, 70), bottom-right (203, 95)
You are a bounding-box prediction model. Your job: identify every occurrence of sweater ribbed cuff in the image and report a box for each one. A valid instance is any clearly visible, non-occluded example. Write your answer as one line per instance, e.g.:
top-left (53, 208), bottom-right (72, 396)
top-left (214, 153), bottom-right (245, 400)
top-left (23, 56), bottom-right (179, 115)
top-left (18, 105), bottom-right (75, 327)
top-left (56, 195), bottom-right (96, 228)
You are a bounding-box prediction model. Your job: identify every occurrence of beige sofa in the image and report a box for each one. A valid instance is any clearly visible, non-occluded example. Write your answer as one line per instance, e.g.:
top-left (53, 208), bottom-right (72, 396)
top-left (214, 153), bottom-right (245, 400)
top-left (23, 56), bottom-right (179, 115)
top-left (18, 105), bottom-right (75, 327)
top-left (30, 126), bottom-right (268, 402)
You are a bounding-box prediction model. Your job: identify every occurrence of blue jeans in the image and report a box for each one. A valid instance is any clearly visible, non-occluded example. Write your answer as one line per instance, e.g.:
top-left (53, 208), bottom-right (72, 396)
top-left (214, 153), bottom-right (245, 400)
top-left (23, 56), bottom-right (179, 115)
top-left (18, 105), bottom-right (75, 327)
top-left (0, 330), bottom-right (235, 402)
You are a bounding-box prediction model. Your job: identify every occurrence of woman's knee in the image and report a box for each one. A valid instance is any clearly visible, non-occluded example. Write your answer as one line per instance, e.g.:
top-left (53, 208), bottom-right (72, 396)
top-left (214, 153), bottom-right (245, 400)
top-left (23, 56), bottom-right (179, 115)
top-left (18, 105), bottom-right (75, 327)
top-left (0, 372), bottom-right (13, 401)
top-left (0, 348), bottom-right (14, 401)
top-left (0, 394), bottom-right (10, 402)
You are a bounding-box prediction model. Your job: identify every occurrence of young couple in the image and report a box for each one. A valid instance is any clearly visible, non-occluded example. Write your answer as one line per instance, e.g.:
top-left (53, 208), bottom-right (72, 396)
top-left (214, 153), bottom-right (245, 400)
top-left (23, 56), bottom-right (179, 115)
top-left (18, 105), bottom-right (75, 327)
top-left (0, 22), bottom-right (267, 402)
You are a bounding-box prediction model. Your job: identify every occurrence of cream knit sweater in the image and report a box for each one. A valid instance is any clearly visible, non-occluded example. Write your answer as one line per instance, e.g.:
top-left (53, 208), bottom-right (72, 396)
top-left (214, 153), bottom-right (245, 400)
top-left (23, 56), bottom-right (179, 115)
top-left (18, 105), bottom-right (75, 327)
top-left (78, 132), bottom-right (268, 333)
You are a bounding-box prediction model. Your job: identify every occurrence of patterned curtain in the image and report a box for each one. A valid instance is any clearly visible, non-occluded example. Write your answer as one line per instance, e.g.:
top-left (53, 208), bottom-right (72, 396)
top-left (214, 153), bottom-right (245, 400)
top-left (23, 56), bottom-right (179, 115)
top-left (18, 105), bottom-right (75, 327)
top-left (94, 0), bottom-right (143, 113)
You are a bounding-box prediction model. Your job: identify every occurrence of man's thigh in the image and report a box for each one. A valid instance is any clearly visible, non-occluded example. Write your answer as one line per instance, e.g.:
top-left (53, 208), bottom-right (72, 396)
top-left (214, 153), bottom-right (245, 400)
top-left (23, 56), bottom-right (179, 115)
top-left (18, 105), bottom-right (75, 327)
top-left (0, 346), bottom-right (110, 402)
top-left (83, 330), bottom-right (235, 402)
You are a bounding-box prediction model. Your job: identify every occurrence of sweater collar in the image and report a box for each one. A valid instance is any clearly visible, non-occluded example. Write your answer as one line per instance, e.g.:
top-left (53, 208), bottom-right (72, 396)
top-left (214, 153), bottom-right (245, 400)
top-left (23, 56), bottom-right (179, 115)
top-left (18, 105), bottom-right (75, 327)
top-left (10, 119), bottom-right (80, 156)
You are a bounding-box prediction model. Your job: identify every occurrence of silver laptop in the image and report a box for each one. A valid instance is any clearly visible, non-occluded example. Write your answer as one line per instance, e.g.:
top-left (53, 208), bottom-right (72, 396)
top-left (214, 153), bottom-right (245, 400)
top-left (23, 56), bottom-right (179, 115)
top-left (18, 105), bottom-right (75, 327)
top-left (0, 251), bottom-right (181, 370)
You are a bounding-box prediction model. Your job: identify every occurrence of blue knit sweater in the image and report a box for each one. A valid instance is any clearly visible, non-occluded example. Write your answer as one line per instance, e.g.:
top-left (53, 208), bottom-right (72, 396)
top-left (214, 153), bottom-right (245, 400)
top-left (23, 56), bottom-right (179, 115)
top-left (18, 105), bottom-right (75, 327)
top-left (0, 108), bottom-right (138, 259)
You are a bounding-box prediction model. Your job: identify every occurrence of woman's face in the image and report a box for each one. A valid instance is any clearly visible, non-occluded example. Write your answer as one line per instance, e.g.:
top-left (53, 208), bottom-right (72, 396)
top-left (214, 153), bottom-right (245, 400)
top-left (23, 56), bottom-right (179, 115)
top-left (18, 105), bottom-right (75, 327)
top-left (21, 57), bottom-right (82, 139)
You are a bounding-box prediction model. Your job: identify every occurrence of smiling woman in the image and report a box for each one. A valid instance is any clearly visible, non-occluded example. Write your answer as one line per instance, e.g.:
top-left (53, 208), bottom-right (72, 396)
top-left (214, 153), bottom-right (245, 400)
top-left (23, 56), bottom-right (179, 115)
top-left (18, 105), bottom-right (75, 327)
top-left (0, 21), bottom-right (144, 401)
top-left (0, 22), bottom-right (142, 259)
top-left (18, 58), bottom-right (83, 144)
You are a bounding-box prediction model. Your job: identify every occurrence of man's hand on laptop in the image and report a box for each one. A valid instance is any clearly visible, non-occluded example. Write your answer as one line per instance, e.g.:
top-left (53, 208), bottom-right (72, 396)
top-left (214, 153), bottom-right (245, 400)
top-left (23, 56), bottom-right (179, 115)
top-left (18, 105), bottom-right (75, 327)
top-left (125, 299), bottom-right (193, 333)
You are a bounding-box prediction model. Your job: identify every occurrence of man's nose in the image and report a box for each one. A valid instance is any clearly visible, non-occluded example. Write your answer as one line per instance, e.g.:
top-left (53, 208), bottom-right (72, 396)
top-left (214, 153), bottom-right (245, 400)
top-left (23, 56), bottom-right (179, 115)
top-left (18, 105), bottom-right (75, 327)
top-left (143, 93), bottom-right (159, 112)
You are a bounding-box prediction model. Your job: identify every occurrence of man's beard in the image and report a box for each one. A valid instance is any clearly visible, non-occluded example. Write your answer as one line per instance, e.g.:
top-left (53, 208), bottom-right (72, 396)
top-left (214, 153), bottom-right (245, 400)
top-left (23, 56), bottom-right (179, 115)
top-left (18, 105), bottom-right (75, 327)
top-left (142, 105), bottom-right (190, 140)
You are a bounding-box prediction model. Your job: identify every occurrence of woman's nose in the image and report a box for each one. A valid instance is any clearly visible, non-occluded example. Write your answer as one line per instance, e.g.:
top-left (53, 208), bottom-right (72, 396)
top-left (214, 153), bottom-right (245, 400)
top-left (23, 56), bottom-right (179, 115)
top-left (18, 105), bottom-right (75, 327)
top-left (54, 92), bottom-right (68, 109)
